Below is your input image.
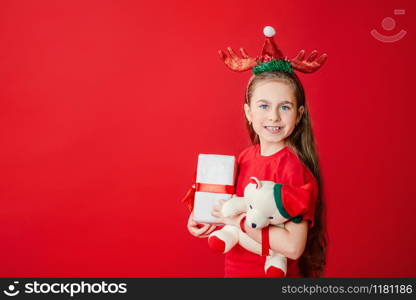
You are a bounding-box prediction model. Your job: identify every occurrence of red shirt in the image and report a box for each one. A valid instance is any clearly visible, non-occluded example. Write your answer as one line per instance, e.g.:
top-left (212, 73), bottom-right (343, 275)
top-left (224, 144), bottom-right (318, 278)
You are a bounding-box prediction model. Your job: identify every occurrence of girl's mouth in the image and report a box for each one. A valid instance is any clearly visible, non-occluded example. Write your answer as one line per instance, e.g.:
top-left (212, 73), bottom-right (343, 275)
top-left (264, 126), bottom-right (282, 134)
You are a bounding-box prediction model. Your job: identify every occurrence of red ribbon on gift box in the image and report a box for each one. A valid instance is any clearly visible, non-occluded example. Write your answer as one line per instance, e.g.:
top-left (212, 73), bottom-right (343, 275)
top-left (181, 176), bottom-right (235, 212)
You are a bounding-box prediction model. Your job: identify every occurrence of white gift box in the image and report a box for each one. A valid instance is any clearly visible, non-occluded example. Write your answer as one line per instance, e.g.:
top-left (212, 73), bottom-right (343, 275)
top-left (193, 154), bottom-right (236, 224)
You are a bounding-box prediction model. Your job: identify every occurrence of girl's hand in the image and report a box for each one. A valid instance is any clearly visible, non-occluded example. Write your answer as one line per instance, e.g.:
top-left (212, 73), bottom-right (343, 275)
top-left (211, 199), bottom-right (244, 227)
top-left (187, 211), bottom-right (217, 238)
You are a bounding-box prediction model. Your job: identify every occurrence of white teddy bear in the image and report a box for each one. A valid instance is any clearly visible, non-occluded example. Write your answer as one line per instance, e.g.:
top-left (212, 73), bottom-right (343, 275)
top-left (208, 177), bottom-right (297, 277)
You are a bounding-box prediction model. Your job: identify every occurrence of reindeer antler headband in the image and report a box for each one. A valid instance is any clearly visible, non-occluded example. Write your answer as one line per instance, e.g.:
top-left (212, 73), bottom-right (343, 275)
top-left (219, 26), bottom-right (327, 75)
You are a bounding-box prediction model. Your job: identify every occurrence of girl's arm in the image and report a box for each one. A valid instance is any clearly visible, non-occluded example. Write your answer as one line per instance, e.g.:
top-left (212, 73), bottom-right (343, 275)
top-left (242, 218), bottom-right (308, 260)
top-left (187, 211), bottom-right (217, 238)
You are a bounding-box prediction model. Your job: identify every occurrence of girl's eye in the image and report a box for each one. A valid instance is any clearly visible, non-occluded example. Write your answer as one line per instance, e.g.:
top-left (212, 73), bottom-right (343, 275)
top-left (259, 104), bottom-right (268, 110)
top-left (280, 105), bottom-right (290, 111)
top-left (268, 216), bottom-right (274, 219)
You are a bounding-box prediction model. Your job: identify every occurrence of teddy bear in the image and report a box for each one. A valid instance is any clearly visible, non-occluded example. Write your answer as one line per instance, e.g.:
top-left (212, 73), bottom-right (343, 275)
top-left (207, 176), bottom-right (300, 277)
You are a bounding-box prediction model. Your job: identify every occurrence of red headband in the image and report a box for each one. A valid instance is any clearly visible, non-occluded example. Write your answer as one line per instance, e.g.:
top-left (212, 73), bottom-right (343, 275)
top-left (218, 26), bottom-right (327, 74)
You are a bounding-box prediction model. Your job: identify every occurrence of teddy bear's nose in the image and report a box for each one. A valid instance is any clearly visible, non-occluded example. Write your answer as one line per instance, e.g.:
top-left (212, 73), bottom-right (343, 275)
top-left (251, 223), bottom-right (257, 228)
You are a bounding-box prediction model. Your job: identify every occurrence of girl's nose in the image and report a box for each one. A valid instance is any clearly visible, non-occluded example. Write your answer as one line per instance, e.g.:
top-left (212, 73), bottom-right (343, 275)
top-left (268, 109), bottom-right (281, 121)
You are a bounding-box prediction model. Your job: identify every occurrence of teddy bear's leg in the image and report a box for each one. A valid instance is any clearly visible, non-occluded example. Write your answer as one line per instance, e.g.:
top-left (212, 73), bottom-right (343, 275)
top-left (208, 225), bottom-right (239, 253)
top-left (265, 253), bottom-right (287, 278)
top-left (238, 231), bottom-right (262, 255)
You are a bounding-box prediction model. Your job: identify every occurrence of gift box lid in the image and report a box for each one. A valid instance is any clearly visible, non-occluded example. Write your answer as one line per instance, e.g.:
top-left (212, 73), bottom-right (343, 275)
top-left (196, 154), bottom-right (235, 186)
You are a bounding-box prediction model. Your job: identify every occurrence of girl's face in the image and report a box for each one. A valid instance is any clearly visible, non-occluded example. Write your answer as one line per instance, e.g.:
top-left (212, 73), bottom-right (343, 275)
top-left (244, 80), bottom-right (304, 151)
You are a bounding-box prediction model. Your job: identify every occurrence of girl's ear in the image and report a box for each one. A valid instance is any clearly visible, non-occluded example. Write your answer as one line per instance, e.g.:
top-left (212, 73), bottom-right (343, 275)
top-left (244, 103), bottom-right (252, 123)
top-left (296, 105), bottom-right (305, 125)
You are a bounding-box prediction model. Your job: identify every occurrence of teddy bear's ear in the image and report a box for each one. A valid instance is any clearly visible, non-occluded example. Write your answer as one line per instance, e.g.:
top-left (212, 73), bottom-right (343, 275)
top-left (249, 177), bottom-right (262, 190)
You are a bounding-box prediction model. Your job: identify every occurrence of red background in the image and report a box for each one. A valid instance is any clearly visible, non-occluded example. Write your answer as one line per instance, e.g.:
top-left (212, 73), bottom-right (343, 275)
top-left (0, 0), bottom-right (415, 277)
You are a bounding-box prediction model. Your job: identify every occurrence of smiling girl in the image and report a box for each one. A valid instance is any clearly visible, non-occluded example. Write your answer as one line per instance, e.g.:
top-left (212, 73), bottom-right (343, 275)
top-left (216, 70), bottom-right (325, 277)
top-left (187, 26), bottom-right (327, 277)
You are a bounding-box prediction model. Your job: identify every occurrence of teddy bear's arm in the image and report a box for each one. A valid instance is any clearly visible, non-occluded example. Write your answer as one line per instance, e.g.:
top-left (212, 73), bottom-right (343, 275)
top-left (221, 196), bottom-right (247, 217)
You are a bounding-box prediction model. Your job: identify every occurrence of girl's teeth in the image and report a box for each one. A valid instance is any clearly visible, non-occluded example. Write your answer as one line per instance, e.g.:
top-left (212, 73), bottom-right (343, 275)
top-left (267, 126), bottom-right (280, 130)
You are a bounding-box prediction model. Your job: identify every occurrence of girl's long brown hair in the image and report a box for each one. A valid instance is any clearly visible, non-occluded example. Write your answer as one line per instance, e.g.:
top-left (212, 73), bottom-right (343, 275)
top-left (245, 71), bottom-right (327, 277)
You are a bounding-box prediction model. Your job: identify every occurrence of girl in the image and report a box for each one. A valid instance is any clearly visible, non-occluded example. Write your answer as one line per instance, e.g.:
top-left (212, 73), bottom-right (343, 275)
top-left (187, 70), bottom-right (326, 277)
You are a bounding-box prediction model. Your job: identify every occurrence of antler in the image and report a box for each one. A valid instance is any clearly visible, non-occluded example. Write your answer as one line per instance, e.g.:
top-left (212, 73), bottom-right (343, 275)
top-left (289, 50), bottom-right (328, 73)
top-left (218, 47), bottom-right (258, 72)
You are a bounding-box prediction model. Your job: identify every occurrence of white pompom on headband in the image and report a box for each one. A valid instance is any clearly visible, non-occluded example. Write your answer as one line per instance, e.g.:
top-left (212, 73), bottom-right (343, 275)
top-left (263, 26), bottom-right (276, 37)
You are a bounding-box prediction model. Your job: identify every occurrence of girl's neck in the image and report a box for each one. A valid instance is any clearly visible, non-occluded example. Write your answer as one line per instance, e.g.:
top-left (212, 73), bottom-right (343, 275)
top-left (259, 140), bottom-right (287, 157)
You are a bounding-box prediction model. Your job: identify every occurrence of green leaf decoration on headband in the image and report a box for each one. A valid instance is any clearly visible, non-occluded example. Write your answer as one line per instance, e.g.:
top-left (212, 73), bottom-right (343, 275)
top-left (252, 59), bottom-right (293, 75)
